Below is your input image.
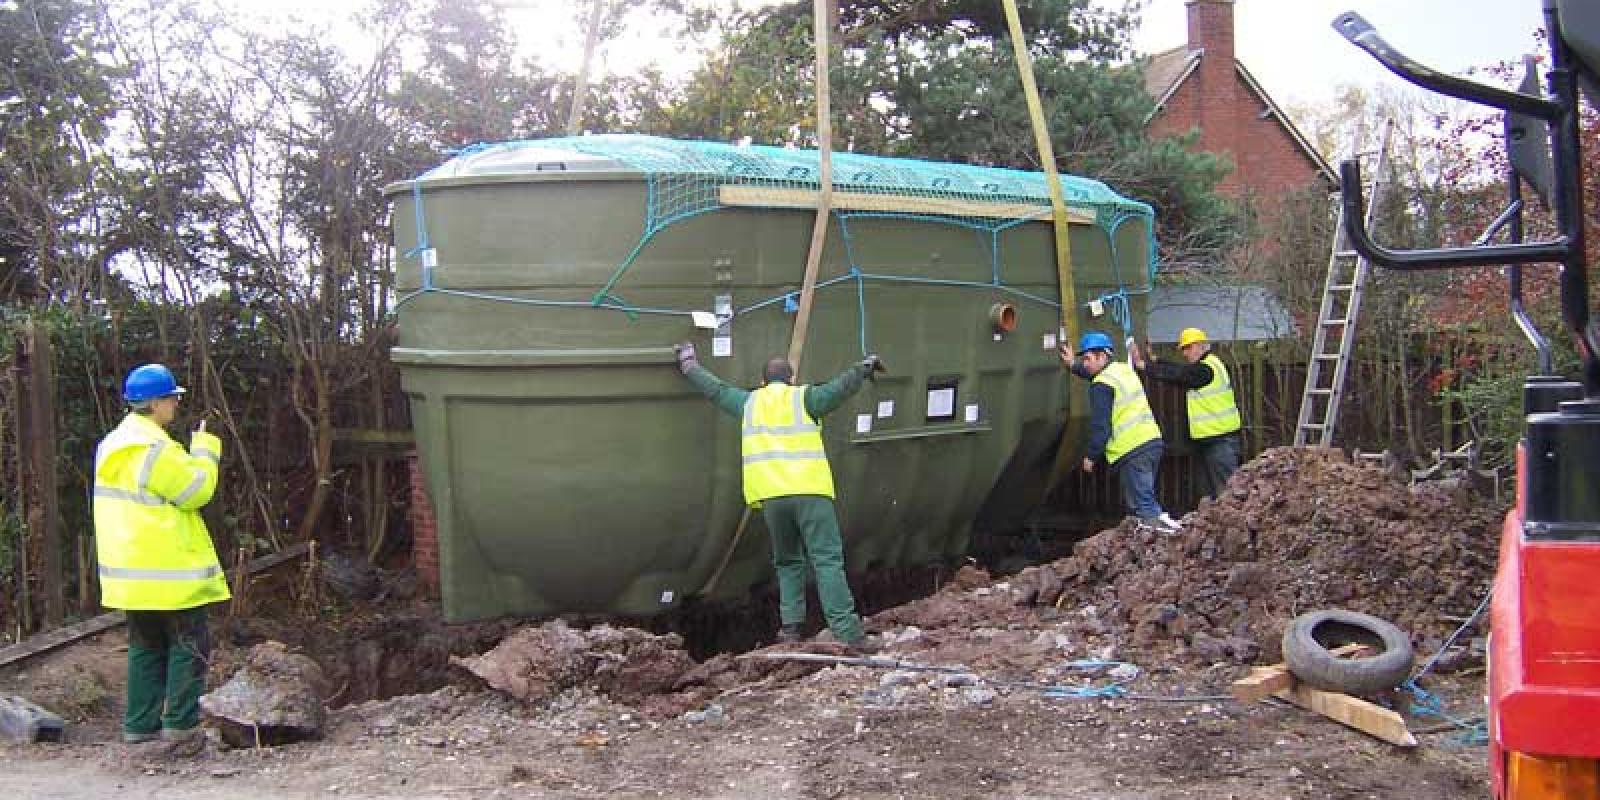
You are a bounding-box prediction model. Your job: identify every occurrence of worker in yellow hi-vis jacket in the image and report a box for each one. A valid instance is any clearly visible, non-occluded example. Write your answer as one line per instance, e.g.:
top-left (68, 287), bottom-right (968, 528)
top-left (1132, 327), bottom-right (1243, 500)
top-left (674, 344), bottom-right (882, 654)
top-left (94, 363), bottom-right (229, 749)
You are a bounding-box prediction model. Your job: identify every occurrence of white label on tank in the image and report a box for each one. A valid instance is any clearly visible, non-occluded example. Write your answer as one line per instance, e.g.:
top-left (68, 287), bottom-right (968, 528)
top-left (660, 590), bottom-right (674, 604)
top-left (712, 337), bottom-right (732, 357)
top-left (1043, 333), bottom-right (1057, 350)
top-left (856, 414), bottom-right (872, 434)
top-left (690, 311), bottom-right (718, 329)
top-left (927, 388), bottom-right (955, 418)
top-left (420, 248), bottom-right (438, 269)
top-left (1088, 299), bottom-right (1104, 317)
top-left (876, 400), bottom-right (894, 419)
top-left (993, 333), bottom-right (1003, 341)
top-left (964, 404), bottom-right (980, 423)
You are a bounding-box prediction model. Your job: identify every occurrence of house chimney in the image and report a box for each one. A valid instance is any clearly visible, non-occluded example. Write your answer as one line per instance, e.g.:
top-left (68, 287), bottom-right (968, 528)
top-left (1186, 0), bottom-right (1235, 65)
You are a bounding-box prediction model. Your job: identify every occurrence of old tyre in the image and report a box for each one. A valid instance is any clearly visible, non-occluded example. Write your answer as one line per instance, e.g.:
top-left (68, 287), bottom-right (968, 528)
top-left (1281, 609), bottom-right (1414, 695)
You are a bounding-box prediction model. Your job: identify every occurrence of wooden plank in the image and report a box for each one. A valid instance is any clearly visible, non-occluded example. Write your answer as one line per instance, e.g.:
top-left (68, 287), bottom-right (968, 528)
top-left (1275, 682), bottom-right (1417, 747)
top-left (1233, 666), bottom-right (1296, 704)
top-left (1231, 643), bottom-right (1368, 704)
top-left (718, 185), bottom-right (1096, 225)
top-left (0, 541), bottom-right (312, 669)
top-left (0, 612), bottom-right (127, 670)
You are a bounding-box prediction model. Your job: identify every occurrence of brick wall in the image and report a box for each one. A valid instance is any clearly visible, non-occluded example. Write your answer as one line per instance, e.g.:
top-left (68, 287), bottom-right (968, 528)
top-left (1149, 0), bottom-right (1327, 205)
top-left (408, 450), bottom-right (440, 598)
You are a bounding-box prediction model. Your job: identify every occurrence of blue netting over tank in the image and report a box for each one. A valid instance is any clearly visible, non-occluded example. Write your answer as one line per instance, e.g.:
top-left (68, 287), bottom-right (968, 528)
top-left (402, 134), bottom-right (1159, 341)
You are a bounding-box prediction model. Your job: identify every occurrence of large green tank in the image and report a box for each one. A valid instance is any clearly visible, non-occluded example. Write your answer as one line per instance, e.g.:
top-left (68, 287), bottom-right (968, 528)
top-left (385, 135), bottom-right (1155, 623)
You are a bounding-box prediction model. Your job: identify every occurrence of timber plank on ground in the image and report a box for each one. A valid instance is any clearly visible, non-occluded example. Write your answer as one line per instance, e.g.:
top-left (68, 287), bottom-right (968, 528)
top-left (1231, 643), bottom-right (1413, 746)
top-left (1231, 643), bottom-right (1368, 703)
top-left (0, 541), bottom-right (311, 669)
top-left (1274, 682), bottom-right (1417, 747)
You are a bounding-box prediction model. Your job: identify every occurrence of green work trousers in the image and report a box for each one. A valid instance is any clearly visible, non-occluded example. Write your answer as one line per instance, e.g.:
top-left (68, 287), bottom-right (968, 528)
top-left (760, 494), bottom-right (865, 644)
top-left (124, 607), bottom-right (211, 736)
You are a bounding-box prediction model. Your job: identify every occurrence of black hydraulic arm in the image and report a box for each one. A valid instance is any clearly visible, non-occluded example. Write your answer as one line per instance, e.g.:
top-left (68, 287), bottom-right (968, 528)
top-left (1331, 7), bottom-right (1600, 395)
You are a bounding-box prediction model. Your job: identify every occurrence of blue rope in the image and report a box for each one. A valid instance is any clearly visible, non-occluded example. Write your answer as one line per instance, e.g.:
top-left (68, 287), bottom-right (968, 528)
top-left (404, 180), bottom-right (434, 290)
top-left (854, 269), bottom-right (868, 356)
top-left (393, 287), bottom-right (691, 318)
top-left (1040, 660), bottom-right (1140, 700)
top-left (1086, 289), bottom-right (1133, 336)
top-left (853, 272), bottom-right (1062, 309)
top-left (736, 273), bottom-right (859, 315)
top-left (1401, 590), bottom-right (1492, 745)
top-left (988, 229), bottom-right (1001, 285)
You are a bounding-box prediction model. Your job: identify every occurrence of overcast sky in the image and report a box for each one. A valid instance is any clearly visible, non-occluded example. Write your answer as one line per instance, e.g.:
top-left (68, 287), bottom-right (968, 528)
top-left (262, 0), bottom-right (1548, 114)
top-left (1132, 0), bottom-right (1547, 108)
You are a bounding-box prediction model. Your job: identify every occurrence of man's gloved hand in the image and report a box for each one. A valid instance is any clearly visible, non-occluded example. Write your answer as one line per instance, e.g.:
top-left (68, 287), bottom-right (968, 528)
top-left (674, 342), bottom-right (699, 375)
top-left (859, 354), bottom-right (887, 380)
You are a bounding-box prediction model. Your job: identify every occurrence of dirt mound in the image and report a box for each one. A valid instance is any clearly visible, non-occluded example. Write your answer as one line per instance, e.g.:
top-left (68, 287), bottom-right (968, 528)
top-left (216, 607), bottom-right (516, 707)
top-left (888, 447), bottom-right (1502, 665)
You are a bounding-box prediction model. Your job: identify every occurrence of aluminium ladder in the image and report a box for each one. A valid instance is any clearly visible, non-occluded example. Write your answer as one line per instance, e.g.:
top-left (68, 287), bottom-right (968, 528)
top-left (1295, 120), bottom-right (1394, 447)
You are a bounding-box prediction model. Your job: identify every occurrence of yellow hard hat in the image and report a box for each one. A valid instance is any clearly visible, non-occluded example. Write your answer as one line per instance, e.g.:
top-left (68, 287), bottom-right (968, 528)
top-left (1178, 327), bottom-right (1208, 348)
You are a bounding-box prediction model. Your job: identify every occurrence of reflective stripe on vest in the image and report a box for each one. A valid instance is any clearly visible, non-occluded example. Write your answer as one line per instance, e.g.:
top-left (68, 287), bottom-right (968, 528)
top-left (100, 564), bottom-right (223, 581)
top-left (93, 414), bottom-right (230, 610)
top-left (1186, 353), bottom-right (1242, 438)
top-left (1093, 361), bottom-right (1163, 464)
top-left (741, 383), bottom-right (836, 505)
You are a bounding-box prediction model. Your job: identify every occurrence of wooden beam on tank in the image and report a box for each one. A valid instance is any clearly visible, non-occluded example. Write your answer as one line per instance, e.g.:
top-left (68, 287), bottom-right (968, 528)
top-left (717, 185), bottom-right (1095, 225)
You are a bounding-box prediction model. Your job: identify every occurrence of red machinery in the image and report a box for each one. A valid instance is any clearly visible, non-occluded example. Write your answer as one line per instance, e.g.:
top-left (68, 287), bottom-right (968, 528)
top-left (1334, 3), bottom-right (1600, 797)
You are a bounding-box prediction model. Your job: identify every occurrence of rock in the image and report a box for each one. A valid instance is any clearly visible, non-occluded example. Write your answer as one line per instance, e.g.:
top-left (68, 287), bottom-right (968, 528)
top-left (452, 621), bottom-right (698, 708)
top-left (879, 671), bottom-right (920, 688)
top-left (961, 687), bottom-right (998, 706)
top-left (450, 622), bottom-right (590, 705)
top-left (950, 564), bottom-right (992, 590)
top-left (201, 641), bottom-right (328, 748)
top-left (935, 673), bottom-right (979, 688)
top-left (681, 703), bottom-right (726, 723)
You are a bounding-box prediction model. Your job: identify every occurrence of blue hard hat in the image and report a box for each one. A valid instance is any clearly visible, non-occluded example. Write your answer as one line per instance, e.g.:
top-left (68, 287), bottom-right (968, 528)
top-left (123, 364), bottom-right (186, 403)
top-left (1076, 331), bottom-right (1115, 355)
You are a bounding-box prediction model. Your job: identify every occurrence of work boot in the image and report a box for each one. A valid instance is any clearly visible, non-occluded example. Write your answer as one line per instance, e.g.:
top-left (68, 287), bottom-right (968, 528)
top-left (776, 623), bottom-right (804, 644)
top-left (843, 634), bottom-right (883, 656)
top-left (122, 730), bottom-right (159, 744)
top-left (158, 726), bottom-right (206, 758)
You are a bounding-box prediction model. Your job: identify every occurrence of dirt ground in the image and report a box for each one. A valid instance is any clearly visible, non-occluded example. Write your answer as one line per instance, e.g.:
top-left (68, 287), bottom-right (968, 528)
top-left (2, 448), bottom-right (1500, 799)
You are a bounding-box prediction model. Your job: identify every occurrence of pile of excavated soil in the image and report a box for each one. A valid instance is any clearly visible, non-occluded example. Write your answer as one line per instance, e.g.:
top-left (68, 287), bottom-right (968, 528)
top-left (881, 447), bottom-right (1503, 665)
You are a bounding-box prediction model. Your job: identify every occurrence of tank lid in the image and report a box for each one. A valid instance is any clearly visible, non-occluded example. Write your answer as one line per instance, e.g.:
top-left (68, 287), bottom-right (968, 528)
top-left (396, 135), bottom-right (1154, 218)
top-left (419, 143), bottom-right (635, 179)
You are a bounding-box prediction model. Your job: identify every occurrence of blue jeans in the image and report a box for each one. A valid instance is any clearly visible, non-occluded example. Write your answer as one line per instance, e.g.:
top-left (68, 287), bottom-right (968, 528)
top-left (1115, 441), bottom-right (1165, 519)
top-left (1196, 433), bottom-right (1240, 499)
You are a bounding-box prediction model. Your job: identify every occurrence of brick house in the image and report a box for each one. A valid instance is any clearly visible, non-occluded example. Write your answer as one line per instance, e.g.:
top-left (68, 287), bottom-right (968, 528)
top-left (1144, 0), bottom-right (1335, 204)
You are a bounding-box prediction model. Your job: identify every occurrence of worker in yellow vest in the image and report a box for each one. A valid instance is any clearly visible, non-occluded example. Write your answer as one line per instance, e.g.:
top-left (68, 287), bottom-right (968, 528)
top-left (94, 364), bottom-right (229, 749)
top-left (1132, 327), bottom-right (1242, 500)
top-left (674, 343), bottom-right (882, 653)
top-left (1061, 332), bottom-right (1181, 534)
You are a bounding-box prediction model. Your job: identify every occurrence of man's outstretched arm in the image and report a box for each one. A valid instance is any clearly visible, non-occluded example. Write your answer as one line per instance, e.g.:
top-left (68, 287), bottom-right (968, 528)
top-left (677, 343), bottom-right (748, 418)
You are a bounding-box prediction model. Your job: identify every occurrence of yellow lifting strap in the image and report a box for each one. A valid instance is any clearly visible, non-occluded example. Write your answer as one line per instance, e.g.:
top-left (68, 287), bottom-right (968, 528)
top-left (1000, 0), bottom-right (1079, 339)
top-left (1001, 0), bottom-right (1084, 480)
top-left (786, 0), bottom-right (836, 373)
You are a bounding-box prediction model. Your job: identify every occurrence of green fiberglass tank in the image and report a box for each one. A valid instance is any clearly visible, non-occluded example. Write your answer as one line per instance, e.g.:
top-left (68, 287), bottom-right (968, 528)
top-left (385, 135), bottom-right (1156, 623)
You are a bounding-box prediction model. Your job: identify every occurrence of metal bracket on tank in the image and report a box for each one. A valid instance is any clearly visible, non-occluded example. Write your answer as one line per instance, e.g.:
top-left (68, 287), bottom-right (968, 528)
top-left (713, 293), bottom-right (733, 357)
